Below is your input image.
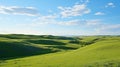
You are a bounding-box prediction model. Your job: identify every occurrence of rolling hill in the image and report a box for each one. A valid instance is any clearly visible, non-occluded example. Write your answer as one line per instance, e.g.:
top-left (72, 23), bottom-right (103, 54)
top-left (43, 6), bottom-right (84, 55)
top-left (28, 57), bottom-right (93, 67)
top-left (0, 34), bottom-right (120, 67)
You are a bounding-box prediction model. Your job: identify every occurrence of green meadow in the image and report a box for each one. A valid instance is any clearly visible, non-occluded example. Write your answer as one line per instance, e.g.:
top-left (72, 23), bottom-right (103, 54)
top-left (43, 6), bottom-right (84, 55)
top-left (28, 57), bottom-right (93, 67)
top-left (0, 34), bottom-right (120, 67)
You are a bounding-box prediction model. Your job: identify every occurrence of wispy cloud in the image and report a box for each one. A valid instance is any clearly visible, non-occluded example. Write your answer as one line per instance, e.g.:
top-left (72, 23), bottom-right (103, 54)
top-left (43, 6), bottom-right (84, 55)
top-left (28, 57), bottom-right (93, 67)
top-left (99, 24), bottom-right (120, 31)
top-left (79, 0), bottom-right (90, 4)
top-left (32, 15), bottom-right (80, 26)
top-left (105, 2), bottom-right (115, 8)
top-left (95, 24), bottom-right (120, 35)
top-left (57, 20), bottom-right (79, 26)
top-left (0, 6), bottom-right (39, 16)
top-left (94, 12), bottom-right (105, 15)
top-left (86, 19), bottom-right (101, 26)
top-left (32, 14), bottom-right (58, 25)
top-left (58, 4), bottom-right (90, 18)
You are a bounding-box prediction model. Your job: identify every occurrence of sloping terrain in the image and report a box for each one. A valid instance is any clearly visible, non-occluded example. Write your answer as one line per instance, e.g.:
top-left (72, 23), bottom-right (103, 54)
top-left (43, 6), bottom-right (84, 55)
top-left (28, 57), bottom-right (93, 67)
top-left (0, 34), bottom-right (83, 60)
top-left (0, 35), bottom-right (120, 67)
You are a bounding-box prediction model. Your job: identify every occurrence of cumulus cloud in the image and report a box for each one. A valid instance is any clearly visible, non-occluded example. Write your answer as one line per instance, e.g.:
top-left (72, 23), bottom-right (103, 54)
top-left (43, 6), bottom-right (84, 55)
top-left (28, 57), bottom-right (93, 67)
top-left (94, 12), bottom-right (105, 15)
top-left (105, 2), bottom-right (115, 8)
top-left (0, 6), bottom-right (39, 16)
top-left (58, 4), bottom-right (90, 18)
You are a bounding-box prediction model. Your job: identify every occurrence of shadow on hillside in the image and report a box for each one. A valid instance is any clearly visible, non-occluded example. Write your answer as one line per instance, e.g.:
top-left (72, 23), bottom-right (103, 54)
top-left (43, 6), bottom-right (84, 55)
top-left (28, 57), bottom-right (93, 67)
top-left (0, 34), bottom-right (31, 39)
top-left (48, 45), bottom-right (77, 50)
top-left (26, 40), bottom-right (66, 45)
top-left (40, 35), bottom-right (75, 40)
top-left (0, 34), bottom-right (75, 40)
top-left (0, 41), bottom-right (58, 60)
top-left (69, 38), bottom-right (100, 46)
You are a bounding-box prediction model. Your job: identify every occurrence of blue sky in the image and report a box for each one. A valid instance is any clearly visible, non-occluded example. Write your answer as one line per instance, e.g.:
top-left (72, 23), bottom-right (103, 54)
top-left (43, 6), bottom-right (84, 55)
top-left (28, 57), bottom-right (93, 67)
top-left (0, 0), bottom-right (120, 35)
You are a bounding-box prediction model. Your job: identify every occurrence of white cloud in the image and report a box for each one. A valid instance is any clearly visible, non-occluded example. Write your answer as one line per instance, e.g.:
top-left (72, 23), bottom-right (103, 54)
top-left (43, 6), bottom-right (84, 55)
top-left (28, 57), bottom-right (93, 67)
top-left (58, 4), bottom-right (90, 18)
top-left (94, 12), bottom-right (105, 15)
top-left (0, 6), bottom-right (39, 16)
top-left (105, 2), bottom-right (115, 8)
top-left (100, 24), bottom-right (120, 30)
top-left (24, 14), bottom-right (102, 27)
top-left (27, 15), bottom-right (80, 26)
top-left (57, 20), bottom-right (79, 26)
top-left (32, 14), bottom-right (58, 25)
top-left (81, 0), bottom-right (90, 3)
top-left (32, 15), bottom-right (102, 26)
top-left (86, 19), bottom-right (101, 26)
top-left (95, 24), bottom-right (120, 35)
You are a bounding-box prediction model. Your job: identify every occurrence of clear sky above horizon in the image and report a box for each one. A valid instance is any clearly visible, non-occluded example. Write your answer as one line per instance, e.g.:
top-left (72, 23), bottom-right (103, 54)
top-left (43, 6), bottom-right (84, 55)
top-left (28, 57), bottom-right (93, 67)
top-left (0, 0), bottom-right (120, 35)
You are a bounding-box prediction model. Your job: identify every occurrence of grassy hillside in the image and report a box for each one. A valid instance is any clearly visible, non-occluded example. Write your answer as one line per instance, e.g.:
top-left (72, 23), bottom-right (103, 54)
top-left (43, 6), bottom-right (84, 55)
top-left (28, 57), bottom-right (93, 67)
top-left (0, 34), bottom-right (83, 60)
top-left (0, 34), bottom-right (120, 67)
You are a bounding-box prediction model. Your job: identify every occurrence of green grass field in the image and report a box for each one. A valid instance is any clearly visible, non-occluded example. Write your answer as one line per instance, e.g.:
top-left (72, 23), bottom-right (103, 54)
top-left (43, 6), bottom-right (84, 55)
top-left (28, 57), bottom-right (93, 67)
top-left (0, 34), bottom-right (120, 67)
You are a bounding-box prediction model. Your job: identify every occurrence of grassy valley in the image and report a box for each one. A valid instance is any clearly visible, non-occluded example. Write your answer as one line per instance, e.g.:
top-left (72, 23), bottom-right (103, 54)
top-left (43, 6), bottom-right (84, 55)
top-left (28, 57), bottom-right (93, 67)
top-left (0, 34), bottom-right (120, 67)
